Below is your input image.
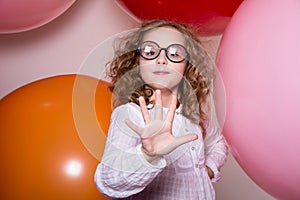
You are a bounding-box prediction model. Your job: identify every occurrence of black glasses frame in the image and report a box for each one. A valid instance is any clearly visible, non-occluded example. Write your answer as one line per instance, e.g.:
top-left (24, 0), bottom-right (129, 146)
top-left (137, 41), bottom-right (189, 63)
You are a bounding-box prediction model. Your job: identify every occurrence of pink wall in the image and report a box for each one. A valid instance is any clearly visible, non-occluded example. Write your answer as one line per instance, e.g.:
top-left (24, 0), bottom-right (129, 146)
top-left (0, 0), bottom-right (275, 199)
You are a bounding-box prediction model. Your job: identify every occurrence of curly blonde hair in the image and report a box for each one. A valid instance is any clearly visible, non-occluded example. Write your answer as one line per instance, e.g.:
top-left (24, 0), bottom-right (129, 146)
top-left (107, 19), bottom-right (215, 137)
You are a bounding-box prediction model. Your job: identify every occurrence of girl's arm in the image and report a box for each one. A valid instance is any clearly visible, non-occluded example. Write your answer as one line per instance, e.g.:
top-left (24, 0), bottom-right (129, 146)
top-left (204, 121), bottom-right (229, 182)
top-left (94, 105), bottom-right (166, 198)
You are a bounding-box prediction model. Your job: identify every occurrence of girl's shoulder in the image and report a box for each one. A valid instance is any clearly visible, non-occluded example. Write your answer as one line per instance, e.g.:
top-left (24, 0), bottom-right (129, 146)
top-left (111, 102), bottom-right (142, 120)
top-left (112, 102), bottom-right (140, 113)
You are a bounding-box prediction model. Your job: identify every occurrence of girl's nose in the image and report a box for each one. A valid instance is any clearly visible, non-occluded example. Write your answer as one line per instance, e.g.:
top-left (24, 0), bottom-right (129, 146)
top-left (156, 50), bottom-right (168, 65)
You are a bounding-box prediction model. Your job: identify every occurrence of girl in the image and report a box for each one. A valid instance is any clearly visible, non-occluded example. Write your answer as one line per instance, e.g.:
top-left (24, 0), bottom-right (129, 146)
top-left (94, 19), bottom-right (228, 200)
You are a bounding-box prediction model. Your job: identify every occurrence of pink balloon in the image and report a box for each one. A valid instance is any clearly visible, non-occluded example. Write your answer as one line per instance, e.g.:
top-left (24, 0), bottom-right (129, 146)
top-left (0, 0), bottom-right (76, 34)
top-left (216, 1), bottom-right (300, 199)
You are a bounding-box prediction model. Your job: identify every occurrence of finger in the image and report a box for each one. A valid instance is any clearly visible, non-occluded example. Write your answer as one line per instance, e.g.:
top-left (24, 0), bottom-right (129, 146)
top-left (154, 90), bottom-right (163, 120)
top-left (159, 134), bottom-right (198, 155)
top-left (139, 96), bottom-right (151, 124)
top-left (125, 119), bottom-right (143, 136)
top-left (165, 94), bottom-right (177, 124)
top-left (174, 134), bottom-right (198, 148)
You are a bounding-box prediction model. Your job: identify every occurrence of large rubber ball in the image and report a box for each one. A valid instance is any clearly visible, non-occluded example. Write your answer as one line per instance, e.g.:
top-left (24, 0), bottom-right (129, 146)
top-left (0, 0), bottom-right (76, 33)
top-left (116, 0), bottom-right (243, 36)
top-left (216, 1), bottom-right (300, 199)
top-left (0, 75), bottom-right (111, 199)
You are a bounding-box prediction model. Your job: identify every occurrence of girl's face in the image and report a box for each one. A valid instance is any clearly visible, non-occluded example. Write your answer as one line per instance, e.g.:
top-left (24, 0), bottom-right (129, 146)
top-left (139, 27), bottom-right (187, 93)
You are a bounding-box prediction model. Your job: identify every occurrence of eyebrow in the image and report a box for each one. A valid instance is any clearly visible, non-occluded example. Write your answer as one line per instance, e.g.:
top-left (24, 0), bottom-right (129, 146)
top-left (142, 41), bottom-right (186, 48)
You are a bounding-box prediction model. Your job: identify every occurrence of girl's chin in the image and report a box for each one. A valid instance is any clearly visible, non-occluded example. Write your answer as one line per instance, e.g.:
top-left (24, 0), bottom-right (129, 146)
top-left (146, 83), bottom-right (179, 93)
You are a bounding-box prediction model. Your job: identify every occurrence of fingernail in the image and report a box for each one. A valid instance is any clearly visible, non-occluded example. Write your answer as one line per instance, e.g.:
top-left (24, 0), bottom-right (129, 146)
top-left (194, 134), bottom-right (198, 140)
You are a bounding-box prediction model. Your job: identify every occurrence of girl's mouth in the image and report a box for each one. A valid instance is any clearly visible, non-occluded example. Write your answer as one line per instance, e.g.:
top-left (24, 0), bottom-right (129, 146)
top-left (153, 71), bottom-right (170, 75)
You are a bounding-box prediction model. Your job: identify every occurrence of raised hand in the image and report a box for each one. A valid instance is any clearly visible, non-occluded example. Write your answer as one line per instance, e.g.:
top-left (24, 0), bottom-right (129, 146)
top-left (125, 90), bottom-right (198, 162)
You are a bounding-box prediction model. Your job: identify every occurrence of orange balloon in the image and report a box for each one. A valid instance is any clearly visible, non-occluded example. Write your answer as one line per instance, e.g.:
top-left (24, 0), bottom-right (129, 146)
top-left (0, 75), bottom-right (111, 199)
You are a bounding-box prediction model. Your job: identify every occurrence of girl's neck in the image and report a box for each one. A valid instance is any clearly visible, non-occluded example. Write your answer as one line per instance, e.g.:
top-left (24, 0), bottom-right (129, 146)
top-left (153, 88), bottom-right (178, 108)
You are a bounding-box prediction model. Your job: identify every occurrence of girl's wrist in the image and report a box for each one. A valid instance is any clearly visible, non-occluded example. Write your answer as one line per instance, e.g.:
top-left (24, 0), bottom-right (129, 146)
top-left (141, 147), bottom-right (159, 163)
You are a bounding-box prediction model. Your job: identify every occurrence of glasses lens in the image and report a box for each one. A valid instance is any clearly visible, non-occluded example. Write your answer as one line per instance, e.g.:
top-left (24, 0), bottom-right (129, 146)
top-left (139, 42), bottom-right (159, 60)
top-left (166, 44), bottom-right (188, 62)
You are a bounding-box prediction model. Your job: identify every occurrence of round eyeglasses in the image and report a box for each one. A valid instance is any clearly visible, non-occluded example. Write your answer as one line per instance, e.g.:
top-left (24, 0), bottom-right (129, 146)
top-left (137, 41), bottom-right (188, 63)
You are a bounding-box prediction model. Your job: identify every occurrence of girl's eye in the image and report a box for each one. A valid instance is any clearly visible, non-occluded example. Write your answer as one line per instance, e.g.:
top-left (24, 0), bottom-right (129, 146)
top-left (168, 48), bottom-right (181, 57)
top-left (145, 50), bottom-right (156, 56)
top-left (143, 46), bottom-right (157, 57)
top-left (169, 52), bottom-right (179, 57)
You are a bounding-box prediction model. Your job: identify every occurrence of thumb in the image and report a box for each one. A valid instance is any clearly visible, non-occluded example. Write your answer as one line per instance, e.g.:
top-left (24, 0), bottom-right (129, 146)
top-left (174, 134), bottom-right (198, 148)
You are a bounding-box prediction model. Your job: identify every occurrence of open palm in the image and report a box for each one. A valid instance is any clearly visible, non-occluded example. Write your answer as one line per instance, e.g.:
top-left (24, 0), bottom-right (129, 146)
top-left (125, 90), bottom-right (198, 161)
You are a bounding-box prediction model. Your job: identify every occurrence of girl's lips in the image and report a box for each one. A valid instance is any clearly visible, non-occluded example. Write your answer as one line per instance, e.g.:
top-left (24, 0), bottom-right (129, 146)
top-left (153, 71), bottom-right (170, 75)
